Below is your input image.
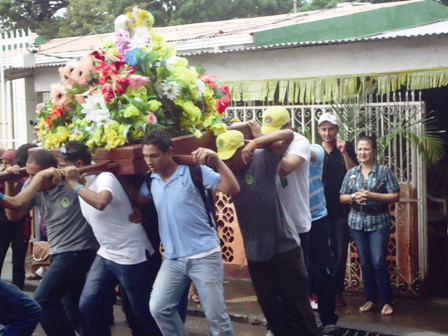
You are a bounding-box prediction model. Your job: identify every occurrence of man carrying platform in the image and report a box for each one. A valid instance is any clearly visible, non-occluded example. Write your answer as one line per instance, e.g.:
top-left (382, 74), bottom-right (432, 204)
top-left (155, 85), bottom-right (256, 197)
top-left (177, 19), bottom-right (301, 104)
top-left (216, 128), bottom-right (321, 336)
top-left (4, 150), bottom-right (98, 336)
top-left (136, 129), bottom-right (239, 336)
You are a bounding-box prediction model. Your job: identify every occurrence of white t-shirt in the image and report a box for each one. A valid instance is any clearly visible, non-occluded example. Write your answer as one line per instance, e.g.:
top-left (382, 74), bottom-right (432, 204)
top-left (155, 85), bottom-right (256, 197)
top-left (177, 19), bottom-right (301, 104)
top-left (278, 133), bottom-right (312, 234)
top-left (81, 173), bottom-right (154, 265)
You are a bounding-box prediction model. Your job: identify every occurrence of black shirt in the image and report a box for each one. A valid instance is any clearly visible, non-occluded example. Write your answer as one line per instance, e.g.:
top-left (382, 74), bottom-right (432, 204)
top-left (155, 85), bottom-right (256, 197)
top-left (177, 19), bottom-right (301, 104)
top-left (322, 141), bottom-right (358, 218)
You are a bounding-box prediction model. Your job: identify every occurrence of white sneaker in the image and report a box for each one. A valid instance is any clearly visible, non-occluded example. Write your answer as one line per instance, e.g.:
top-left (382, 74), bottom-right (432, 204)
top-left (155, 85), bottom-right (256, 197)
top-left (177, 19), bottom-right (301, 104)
top-left (310, 297), bottom-right (318, 310)
top-left (266, 331), bottom-right (275, 336)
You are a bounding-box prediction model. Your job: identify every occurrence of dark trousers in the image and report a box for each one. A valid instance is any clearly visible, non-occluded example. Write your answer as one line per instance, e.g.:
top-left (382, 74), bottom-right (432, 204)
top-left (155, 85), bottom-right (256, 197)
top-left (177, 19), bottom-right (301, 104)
top-left (350, 226), bottom-right (393, 306)
top-left (0, 279), bottom-right (42, 336)
top-left (34, 249), bottom-right (96, 336)
top-left (328, 215), bottom-right (350, 295)
top-left (247, 248), bottom-right (321, 336)
top-left (308, 216), bottom-right (338, 326)
top-left (79, 254), bottom-right (162, 336)
top-left (0, 221), bottom-right (28, 290)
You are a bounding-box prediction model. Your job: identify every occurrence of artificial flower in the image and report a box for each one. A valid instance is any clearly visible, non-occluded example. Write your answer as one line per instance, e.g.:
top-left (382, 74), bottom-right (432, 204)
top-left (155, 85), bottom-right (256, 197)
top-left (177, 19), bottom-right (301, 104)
top-left (114, 28), bottom-right (131, 59)
top-left (194, 129), bottom-right (203, 138)
top-left (58, 61), bottom-right (78, 87)
top-left (102, 130), bottom-right (126, 150)
top-left (50, 83), bottom-right (70, 108)
top-left (216, 97), bottom-right (230, 114)
top-left (129, 26), bottom-right (152, 50)
top-left (129, 74), bottom-right (150, 89)
top-left (75, 88), bottom-right (95, 104)
top-left (220, 83), bottom-right (231, 99)
top-left (145, 112), bottom-right (157, 125)
top-left (202, 75), bottom-right (219, 89)
top-left (162, 80), bottom-right (181, 100)
top-left (124, 105), bottom-right (140, 118)
top-left (71, 61), bottom-right (93, 86)
top-left (197, 78), bottom-right (206, 96)
top-left (136, 10), bottom-right (154, 27)
top-left (126, 48), bottom-right (146, 66)
top-left (210, 123), bottom-right (227, 136)
top-left (148, 100), bottom-right (162, 112)
top-left (103, 40), bottom-right (114, 49)
top-left (35, 103), bottom-right (44, 114)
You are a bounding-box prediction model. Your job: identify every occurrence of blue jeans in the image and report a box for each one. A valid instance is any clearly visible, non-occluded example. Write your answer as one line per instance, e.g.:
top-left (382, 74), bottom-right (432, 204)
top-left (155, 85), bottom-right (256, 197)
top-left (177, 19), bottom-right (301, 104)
top-left (150, 252), bottom-right (234, 336)
top-left (329, 215), bottom-right (350, 295)
top-left (34, 249), bottom-right (96, 336)
top-left (308, 216), bottom-right (338, 326)
top-left (79, 254), bottom-right (162, 336)
top-left (350, 226), bottom-right (393, 306)
top-left (0, 279), bottom-right (42, 336)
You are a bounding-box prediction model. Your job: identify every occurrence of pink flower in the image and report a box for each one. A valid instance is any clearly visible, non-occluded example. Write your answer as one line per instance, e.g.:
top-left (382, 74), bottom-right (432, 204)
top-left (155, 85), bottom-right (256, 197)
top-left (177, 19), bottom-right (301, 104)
top-left (216, 96), bottom-right (230, 114)
top-left (35, 103), bottom-right (44, 114)
top-left (80, 55), bottom-right (98, 75)
top-left (50, 83), bottom-right (71, 108)
top-left (202, 75), bottom-right (219, 89)
top-left (114, 28), bottom-right (131, 59)
top-left (72, 61), bottom-right (93, 86)
top-left (58, 61), bottom-right (78, 87)
top-left (220, 83), bottom-right (231, 99)
top-left (145, 112), bottom-right (157, 125)
top-left (128, 74), bottom-right (150, 89)
top-left (75, 87), bottom-right (95, 104)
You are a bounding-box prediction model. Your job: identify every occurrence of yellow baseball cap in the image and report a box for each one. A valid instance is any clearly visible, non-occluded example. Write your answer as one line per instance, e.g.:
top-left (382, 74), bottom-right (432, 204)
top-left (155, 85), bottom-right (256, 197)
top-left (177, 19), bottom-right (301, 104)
top-left (216, 130), bottom-right (245, 160)
top-left (261, 106), bottom-right (290, 134)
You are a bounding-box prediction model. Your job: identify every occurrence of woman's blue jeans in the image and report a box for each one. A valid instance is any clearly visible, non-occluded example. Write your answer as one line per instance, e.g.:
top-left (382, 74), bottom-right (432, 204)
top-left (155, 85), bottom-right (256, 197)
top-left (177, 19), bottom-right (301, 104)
top-left (350, 226), bottom-right (393, 306)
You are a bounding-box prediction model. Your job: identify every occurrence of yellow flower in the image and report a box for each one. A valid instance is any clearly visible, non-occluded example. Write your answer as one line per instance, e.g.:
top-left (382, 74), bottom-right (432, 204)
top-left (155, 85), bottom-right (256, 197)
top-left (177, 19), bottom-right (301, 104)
top-left (180, 116), bottom-right (193, 128)
top-left (124, 105), bottom-right (141, 118)
top-left (182, 101), bottom-right (202, 125)
top-left (106, 121), bottom-right (120, 131)
top-left (204, 87), bottom-right (218, 113)
top-left (38, 120), bottom-right (46, 132)
top-left (202, 115), bottom-right (214, 128)
top-left (136, 10), bottom-right (154, 27)
top-left (107, 47), bottom-right (119, 57)
top-left (132, 87), bottom-right (147, 98)
top-left (117, 124), bottom-right (126, 135)
top-left (189, 84), bottom-right (200, 100)
top-left (126, 12), bottom-right (133, 19)
top-left (86, 128), bottom-right (103, 148)
top-left (131, 129), bottom-right (145, 138)
top-left (56, 126), bottom-right (71, 142)
top-left (175, 57), bottom-right (188, 67)
top-left (148, 100), bottom-right (162, 112)
top-left (210, 123), bottom-right (227, 136)
top-left (173, 66), bottom-right (198, 86)
top-left (102, 130), bottom-right (126, 150)
top-left (231, 118), bottom-right (241, 122)
top-left (194, 129), bottom-right (203, 138)
top-left (137, 115), bottom-right (147, 123)
top-left (103, 40), bottom-right (114, 49)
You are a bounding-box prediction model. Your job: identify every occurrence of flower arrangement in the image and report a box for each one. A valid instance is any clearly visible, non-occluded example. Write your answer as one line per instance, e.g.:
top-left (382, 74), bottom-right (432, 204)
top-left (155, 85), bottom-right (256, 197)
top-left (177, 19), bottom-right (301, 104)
top-left (35, 7), bottom-right (231, 150)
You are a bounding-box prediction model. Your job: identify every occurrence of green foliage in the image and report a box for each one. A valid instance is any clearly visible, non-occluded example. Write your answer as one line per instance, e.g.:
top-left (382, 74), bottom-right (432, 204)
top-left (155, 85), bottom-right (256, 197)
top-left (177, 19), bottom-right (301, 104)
top-left (330, 84), bottom-right (445, 166)
top-left (57, 0), bottom-right (114, 38)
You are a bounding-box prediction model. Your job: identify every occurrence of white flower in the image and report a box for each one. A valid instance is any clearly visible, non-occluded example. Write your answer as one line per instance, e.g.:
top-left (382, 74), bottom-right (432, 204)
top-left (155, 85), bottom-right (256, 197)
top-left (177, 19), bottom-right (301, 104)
top-left (128, 26), bottom-right (152, 50)
top-left (196, 78), bottom-right (206, 96)
top-left (132, 6), bottom-right (140, 22)
top-left (165, 56), bottom-right (178, 71)
top-left (81, 93), bottom-right (112, 128)
top-left (162, 80), bottom-right (181, 100)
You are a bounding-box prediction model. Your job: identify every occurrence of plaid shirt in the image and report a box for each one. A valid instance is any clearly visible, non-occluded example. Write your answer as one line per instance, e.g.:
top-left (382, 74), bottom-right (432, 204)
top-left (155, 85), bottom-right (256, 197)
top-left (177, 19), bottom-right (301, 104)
top-left (340, 162), bottom-right (400, 231)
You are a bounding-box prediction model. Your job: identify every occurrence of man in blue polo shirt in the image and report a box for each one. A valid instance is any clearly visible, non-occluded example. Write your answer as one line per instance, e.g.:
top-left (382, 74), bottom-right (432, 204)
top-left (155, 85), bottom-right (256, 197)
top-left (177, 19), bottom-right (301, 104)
top-left (137, 129), bottom-right (239, 336)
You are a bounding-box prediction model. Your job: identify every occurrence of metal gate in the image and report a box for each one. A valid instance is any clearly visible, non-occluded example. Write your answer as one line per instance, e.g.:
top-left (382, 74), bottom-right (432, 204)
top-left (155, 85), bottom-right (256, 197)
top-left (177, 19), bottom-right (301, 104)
top-left (224, 91), bottom-right (426, 295)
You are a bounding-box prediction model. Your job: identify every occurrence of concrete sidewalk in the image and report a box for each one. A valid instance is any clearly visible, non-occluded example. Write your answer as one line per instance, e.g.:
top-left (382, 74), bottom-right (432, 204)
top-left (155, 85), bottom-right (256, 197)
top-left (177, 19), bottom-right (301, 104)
top-left (2, 247), bottom-right (448, 336)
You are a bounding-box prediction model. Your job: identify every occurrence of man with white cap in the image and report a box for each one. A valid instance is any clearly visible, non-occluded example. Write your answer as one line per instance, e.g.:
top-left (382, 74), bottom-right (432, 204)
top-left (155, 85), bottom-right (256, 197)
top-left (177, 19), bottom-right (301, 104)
top-left (318, 113), bottom-right (358, 306)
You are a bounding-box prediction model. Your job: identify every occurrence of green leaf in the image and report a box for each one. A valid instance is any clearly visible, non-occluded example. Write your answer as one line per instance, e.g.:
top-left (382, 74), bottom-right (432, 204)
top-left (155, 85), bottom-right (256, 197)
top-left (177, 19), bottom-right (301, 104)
top-left (196, 63), bottom-right (207, 76)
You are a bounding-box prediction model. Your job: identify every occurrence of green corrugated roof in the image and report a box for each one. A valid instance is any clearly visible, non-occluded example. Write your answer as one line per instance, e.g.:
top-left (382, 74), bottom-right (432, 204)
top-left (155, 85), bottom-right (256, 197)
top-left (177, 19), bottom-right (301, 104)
top-left (254, 0), bottom-right (448, 46)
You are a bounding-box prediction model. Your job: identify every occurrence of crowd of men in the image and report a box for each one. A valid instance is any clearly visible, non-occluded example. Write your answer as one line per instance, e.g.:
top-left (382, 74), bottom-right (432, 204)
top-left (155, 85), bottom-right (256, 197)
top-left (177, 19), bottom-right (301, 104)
top-left (0, 109), bottom-right (358, 336)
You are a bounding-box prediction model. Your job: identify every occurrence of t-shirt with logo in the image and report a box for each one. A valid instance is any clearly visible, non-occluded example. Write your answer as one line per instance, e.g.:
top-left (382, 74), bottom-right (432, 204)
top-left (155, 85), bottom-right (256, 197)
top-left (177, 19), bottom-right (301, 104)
top-left (231, 149), bottom-right (301, 262)
top-left (23, 180), bottom-right (98, 255)
top-left (278, 133), bottom-right (311, 234)
top-left (309, 144), bottom-right (327, 221)
top-left (81, 173), bottom-right (154, 265)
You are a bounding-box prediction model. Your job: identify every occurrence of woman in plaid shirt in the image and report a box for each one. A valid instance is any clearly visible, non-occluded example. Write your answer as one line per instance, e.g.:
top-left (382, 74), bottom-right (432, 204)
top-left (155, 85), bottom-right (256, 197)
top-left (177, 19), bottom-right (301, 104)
top-left (340, 135), bottom-right (400, 316)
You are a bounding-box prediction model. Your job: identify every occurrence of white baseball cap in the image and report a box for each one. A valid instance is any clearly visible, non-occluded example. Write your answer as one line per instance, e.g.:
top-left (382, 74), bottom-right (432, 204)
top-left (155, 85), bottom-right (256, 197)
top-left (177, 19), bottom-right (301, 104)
top-left (318, 113), bottom-right (338, 126)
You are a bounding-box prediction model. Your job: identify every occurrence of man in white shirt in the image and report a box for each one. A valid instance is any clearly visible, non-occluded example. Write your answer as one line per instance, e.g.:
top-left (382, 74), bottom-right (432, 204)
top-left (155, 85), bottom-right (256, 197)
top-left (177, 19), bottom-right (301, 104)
top-left (58, 141), bottom-right (162, 336)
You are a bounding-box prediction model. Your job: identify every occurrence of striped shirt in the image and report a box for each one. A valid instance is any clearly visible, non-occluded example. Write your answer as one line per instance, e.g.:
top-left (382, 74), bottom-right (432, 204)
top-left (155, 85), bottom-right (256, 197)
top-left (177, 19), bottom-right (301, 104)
top-left (309, 144), bottom-right (327, 221)
top-left (340, 161), bottom-right (400, 231)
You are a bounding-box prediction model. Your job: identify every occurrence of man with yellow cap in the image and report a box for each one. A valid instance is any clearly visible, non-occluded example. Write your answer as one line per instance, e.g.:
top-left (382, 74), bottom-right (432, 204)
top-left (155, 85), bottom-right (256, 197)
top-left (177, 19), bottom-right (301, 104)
top-left (216, 127), bottom-right (321, 336)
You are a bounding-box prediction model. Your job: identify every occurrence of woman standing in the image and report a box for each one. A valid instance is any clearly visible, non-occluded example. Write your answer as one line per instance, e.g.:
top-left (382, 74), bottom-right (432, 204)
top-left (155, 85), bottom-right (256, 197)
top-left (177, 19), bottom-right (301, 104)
top-left (340, 135), bottom-right (400, 316)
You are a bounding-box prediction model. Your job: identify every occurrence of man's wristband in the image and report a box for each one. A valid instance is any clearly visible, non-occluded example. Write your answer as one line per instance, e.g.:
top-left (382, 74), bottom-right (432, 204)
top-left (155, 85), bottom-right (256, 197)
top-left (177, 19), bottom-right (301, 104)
top-left (249, 140), bottom-right (258, 149)
top-left (0, 192), bottom-right (4, 201)
top-left (74, 184), bottom-right (85, 195)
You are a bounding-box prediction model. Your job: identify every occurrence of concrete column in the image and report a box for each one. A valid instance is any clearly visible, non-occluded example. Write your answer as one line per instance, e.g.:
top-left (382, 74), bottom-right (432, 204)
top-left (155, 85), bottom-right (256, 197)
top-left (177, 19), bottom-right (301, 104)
top-left (14, 53), bottom-right (37, 146)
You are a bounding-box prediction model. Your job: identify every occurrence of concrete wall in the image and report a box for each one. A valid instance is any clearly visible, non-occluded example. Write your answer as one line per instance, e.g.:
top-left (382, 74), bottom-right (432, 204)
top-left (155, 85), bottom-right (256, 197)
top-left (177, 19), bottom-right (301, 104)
top-left (186, 34), bottom-right (448, 81)
top-left (34, 66), bottom-right (61, 93)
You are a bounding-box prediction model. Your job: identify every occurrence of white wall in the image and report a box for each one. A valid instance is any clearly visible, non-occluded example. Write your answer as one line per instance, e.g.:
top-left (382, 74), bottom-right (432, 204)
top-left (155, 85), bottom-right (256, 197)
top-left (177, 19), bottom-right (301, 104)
top-left (186, 35), bottom-right (448, 81)
top-left (34, 66), bottom-right (61, 92)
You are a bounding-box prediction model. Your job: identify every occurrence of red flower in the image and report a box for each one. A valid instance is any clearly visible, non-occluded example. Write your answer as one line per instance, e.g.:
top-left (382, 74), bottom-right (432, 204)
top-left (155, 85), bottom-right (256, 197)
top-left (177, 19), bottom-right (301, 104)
top-left (102, 84), bottom-right (114, 102)
top-left (52, 104), bottom-right (65, 117)
top-left (215, 97), bottom-right (230, 114)
top-left (90, 50), bottom-right (106, 62)
top-left (112, 76), bottom-right (129, 94)
top-left (202, 75), bottom-right (218, 89)
top-left (220, 83), bottom-right (231, 99)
